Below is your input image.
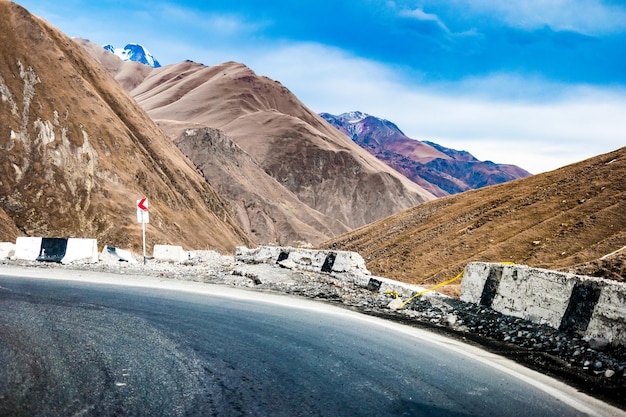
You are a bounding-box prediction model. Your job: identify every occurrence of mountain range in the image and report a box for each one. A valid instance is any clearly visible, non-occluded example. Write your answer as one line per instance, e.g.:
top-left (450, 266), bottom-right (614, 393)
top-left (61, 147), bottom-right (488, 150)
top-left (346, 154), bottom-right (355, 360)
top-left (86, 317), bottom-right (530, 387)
top-left (1, 2), bottom-right (623, 289)
top-left (95, 41), bottom-right (531, 198)
top-left (77, 38), bottom-right (435, 245)
top-left (321, 112), bottom-right (531, 197)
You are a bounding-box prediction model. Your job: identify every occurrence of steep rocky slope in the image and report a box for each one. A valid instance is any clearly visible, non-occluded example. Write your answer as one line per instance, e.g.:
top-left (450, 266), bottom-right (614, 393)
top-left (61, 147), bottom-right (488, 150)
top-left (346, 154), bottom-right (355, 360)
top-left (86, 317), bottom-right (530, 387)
top-left (0, 2), bottom-right (250, 252)
top-left (162, 122), bottom-right (350, 245)
top-left (133, 60), bottom-right (434, 228)
top-left (322, 146), bottom-right (626, 296)
top-left (321, 112), bottom-right (532, 197)
top-left (0, 207), bottom-right (19, 242)
top-left (77, 40), bottom-right (435, 244)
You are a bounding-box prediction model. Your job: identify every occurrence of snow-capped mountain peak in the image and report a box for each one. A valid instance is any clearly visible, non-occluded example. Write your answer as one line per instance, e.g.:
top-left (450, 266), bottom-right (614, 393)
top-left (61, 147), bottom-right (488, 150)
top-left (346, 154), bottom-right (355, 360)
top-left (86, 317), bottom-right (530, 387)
top-left (103, 43), bottom-right (161, 68)
top-left (339, 111), bottom-right (368, 123)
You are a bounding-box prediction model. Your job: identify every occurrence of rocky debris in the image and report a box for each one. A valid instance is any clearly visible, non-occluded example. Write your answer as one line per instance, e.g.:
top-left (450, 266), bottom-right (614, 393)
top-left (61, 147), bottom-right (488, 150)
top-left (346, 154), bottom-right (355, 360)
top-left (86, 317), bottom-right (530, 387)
top-left (2, 254), bottom-right (626, 409)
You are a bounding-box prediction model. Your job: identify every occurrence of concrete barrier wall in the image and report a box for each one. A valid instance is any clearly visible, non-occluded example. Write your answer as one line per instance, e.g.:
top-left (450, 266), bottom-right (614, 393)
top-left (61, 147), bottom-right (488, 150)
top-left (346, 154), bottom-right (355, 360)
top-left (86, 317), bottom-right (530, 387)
top-left (63, 239), bottom-right (98, 264)
top-left (0, 242), bottom-right (16, 259)
top-left (461, 262), bottom-right (626, 346)
top-left (153, 244), bottom-right (189, 262)
top-left (14, 237), bottom-right (98, 263)
top-left (235, 246), bottom-right (437, 302)
top-left (15, 237), bottom-right (43, 261)
top-left (235, 246), bottom-right (371, 275)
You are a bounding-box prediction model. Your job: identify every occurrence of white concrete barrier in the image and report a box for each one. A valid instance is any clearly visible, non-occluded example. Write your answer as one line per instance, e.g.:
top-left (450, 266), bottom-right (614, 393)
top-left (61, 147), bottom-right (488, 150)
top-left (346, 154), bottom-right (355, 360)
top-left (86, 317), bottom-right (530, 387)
top-left (586, 280), bottom-right (626, 346)
top-left (235, 246), bottom-right (441, 302)
top-left (0, 242), bottom-right (16, 259)
top-left (153, 244), bottom-right (189, 262)
top-left (235, 246), bottom-right (370, 275)
top-left (62, 238), bottom-right (98, 264)
top-left (14, 237), bottom-right (42, 261)
top-left (14, 237), bottom-right (98, 263)
top-left (461, 262), bottom-right (626, 346)
top-left (101, 245), bottom-right (137, 263)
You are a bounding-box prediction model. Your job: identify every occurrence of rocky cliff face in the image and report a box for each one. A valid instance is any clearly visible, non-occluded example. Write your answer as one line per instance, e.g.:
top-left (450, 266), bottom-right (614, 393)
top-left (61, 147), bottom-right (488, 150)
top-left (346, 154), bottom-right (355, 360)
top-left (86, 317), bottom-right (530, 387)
top-left (0, 2), bottom-right (250, 252)
top-left (166, 123), bottom-right (350, 245)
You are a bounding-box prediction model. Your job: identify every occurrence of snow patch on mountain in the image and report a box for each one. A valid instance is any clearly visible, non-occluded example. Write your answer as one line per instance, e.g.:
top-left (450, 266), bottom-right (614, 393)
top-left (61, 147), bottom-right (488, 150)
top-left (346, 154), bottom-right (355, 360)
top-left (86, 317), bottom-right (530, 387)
top-left (103, 43), bottom-right (161, 68)
top-left (341, 111), bottom-right (368, 123)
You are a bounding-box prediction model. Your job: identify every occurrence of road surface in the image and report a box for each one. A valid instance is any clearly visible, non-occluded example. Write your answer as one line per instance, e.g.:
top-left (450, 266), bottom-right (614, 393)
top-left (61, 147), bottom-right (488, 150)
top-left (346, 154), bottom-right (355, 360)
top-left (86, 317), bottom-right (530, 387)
top-left (0, 270), bottom-right (622, 416)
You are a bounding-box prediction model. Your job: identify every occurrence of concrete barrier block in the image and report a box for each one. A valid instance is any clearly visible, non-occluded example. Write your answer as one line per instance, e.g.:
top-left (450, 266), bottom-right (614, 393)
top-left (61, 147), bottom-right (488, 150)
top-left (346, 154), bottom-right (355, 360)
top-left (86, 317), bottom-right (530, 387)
top-left (101, 245), bottom-right (138, 263)
top-left (332, 252), bottom-right (370, 275)
top-left (0, 242), bottom-right (16, 259)
top-left (586, 280), bottom-right (626, 346)
top-left (288, 250), bottom-right (326, 271)
top-left (14, 237), bottom-right (42, 261)
top-left (62, 238), bottom-right (98, 264)
top-left (460, 263), bottom-right (492, 304)
top-left (153, 244), bottom-right (188, 262)
top-left (461, 262), bottom-right (626, 346)
top-left (236, 246), bottom-right (371, 276)
top-left (492, 265), bottom-right (577, 328)
top-left (235, 246), bottom-right (287, 264)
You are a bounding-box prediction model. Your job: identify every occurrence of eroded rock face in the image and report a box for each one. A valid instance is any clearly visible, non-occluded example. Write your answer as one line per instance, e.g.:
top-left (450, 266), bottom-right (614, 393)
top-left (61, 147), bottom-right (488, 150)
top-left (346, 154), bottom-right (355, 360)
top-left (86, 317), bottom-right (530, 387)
top-left (0, 3), bottom-right (250, 252)
top-left (171, 126), bottom-right (350, 246)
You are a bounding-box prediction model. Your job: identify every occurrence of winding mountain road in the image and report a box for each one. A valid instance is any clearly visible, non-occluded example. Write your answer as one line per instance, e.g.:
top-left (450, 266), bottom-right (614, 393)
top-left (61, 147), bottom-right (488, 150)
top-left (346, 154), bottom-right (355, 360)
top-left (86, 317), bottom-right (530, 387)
top-left (0, 270), bottom-right (622, 416)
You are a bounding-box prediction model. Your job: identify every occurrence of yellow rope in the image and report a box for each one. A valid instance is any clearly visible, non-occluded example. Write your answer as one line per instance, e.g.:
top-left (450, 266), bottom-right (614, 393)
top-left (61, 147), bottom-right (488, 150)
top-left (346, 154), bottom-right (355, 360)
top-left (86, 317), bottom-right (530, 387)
top-left (399, 269), bottom-right (465, 309)
top-left (385, 290), bottom-right (400, 299)
top-left (398, 262), bottom-right (515, 309)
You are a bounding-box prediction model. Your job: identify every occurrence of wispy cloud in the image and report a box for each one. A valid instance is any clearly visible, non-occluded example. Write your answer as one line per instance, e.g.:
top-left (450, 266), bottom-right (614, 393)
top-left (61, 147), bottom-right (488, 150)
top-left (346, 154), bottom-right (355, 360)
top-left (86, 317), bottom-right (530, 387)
top-left (155, 4), bottom-right (268, 37)
top-left (399, 8), bottom-right (451, 35)
top-left (450, 0), bottom-right (626, 35)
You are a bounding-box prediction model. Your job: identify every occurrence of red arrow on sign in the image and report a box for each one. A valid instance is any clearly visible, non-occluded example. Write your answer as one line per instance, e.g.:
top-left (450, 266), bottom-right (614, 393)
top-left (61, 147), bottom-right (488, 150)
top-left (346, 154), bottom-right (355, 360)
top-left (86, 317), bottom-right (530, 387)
top-left (137, 197), bottom-right (148, 211)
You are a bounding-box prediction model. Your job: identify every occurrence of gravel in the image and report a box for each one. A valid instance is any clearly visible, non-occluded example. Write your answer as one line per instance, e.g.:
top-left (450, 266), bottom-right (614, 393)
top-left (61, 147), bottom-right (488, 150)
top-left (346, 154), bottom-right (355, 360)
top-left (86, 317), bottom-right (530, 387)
top-left (2, 252), bottom-right (626, 410)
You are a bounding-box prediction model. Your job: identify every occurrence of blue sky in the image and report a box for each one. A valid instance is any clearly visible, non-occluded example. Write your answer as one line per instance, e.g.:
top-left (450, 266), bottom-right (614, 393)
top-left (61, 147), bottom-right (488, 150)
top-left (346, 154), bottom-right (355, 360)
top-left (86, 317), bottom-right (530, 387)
top-left (15, 0), bottom-right (626, 173)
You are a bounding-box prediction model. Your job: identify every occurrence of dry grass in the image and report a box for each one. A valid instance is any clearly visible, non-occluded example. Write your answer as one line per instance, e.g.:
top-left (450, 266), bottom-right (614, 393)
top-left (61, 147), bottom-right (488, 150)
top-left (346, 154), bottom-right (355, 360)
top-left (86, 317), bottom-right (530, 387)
top-left (321, 147), bottom-right (626, 297)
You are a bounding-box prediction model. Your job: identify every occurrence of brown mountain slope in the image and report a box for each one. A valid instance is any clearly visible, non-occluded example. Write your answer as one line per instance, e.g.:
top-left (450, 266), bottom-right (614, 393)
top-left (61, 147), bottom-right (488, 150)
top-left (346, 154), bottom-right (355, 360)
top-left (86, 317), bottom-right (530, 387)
top-left (0, 207), bottom-right (20, 242)
top-left (321, 146), bottom-right (626, 297)
top-left (0, 2), bottom-right (250, 252)
top-left (115, 58), bottom-right (435, 230)
top-left (160, 121), bottom-right (350, 245)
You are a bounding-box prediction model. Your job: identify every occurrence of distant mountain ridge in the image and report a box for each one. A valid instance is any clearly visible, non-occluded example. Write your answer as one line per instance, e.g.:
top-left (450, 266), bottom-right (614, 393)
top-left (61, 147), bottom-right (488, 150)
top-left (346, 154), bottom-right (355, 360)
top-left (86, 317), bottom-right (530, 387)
top-left (321, 112), bottom-right (531, 196)
top-left (103, 43), bottom-right (161, 68)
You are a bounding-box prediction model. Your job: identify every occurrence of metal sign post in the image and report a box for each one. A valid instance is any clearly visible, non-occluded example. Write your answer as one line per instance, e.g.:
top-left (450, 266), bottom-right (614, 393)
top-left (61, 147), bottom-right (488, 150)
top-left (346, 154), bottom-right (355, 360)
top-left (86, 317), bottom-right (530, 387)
top-left (136, 198), bottom-right (149, 265)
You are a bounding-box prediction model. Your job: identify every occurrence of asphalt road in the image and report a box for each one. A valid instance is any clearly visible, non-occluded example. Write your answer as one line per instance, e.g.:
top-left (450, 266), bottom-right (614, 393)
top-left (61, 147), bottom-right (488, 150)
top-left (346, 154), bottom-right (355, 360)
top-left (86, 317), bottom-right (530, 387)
top-left (0, 272), bottom-right (621, 417)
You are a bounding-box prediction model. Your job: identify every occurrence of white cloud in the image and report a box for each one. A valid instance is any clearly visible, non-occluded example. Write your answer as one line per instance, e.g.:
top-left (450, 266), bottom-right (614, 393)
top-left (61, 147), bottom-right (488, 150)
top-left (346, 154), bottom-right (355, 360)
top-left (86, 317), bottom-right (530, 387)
top-left (399, 8), bottom-right (451, 33)
top-left (155, 4), bottom-right (266, 37)
top-left (452, 0), bottom-right (626, 35)
top-left (243, 42), bottom-right (626, 174)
